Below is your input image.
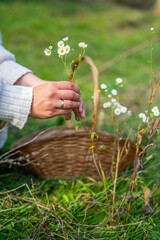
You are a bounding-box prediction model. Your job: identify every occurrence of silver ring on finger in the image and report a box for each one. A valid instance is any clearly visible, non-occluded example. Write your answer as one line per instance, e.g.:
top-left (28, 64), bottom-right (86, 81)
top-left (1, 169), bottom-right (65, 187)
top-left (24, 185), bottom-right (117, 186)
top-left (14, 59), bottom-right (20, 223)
top-left (61, 99), bottom-right (64, 109)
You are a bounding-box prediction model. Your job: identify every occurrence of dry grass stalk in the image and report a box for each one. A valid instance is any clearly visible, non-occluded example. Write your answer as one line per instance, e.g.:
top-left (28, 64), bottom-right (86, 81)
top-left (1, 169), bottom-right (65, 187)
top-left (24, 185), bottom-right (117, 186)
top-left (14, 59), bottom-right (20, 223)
top-left (112, 142), bottom-right (120, 216)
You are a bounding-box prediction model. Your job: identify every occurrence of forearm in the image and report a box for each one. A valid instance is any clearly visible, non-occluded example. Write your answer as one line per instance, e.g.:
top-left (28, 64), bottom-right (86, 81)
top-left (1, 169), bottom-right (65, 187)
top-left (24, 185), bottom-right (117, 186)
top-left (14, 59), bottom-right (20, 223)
top-left (14, 72), bottom-right (45, 87)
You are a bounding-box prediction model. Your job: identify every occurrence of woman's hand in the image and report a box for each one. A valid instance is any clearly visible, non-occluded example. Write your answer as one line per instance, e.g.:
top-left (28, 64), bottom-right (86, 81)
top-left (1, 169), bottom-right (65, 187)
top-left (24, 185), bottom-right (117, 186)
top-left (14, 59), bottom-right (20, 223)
top-left (29, 81), bottom-right (84, 119)
top-left (15, 73), bottom-right (85, 121)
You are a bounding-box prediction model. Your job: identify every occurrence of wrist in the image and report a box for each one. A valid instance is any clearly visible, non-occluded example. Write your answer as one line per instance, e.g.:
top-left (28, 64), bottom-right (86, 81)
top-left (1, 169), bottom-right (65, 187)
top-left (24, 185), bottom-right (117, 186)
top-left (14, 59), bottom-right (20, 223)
top-left (14, 72), bottom-right (45, 87)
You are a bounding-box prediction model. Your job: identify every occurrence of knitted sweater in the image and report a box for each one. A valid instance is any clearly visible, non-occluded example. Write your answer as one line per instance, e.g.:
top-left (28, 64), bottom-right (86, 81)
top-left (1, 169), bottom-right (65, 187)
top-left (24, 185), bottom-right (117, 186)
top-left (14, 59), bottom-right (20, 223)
top-left (0, 33), bottom-right (33, 148)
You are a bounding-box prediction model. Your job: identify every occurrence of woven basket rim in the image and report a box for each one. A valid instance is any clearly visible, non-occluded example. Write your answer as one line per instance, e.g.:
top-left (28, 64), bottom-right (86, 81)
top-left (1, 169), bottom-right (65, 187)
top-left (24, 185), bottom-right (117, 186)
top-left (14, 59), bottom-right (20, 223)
top-left (11, 126), bottom-right (136, 150)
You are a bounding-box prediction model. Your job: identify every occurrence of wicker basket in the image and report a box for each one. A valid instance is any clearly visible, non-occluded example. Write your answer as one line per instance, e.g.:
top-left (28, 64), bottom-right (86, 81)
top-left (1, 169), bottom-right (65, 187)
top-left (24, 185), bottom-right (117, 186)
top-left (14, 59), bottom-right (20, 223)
top-left (11, 56), bottom-right (137, 180)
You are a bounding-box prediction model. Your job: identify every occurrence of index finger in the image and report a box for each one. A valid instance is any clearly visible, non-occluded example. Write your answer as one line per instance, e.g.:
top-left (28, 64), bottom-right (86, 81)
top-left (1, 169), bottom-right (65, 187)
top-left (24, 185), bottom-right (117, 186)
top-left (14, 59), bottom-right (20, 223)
top-left (56, 81), bottom-right (81, 94)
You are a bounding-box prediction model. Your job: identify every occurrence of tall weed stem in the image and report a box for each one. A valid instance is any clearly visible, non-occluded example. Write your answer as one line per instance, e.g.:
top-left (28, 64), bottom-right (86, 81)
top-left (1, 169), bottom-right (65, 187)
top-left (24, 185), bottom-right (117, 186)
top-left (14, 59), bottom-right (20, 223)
top-left (126, 31), bottom-right (155, 223)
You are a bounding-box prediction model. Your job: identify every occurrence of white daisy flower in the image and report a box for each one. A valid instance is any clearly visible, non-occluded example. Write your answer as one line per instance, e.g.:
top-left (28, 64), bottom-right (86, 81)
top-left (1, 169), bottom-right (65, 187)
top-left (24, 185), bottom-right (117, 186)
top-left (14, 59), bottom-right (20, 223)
top-left (151, 106), bottom-right (159, 113)
top-left (114, 108), bottom-right (121, 115)
top-left (151, 27), bottom-right (154, 32)
top-left (153, 111), bottom-right (159, 116)
top-left (63, 37), bottom-right (68, 41)
top-left (101, 84), bottom-right (107, 89)
top-left (78, 42), bottom-right (85, 47)
top-left (139, 113), bottom-right (146, 119)
top-left (103, 102), bottom-right (111, 108)
top-left (121, 106), bottom-right (127, 113)
top-left (44, 48), bottom-right (51, 56)
top-left (118, 104), bottom-right (122, 110)
top-left (78, 42), bottom-right (87, 48)
top-left (116, 78), bottom-right (123, 84)
top-left (65, 45), bottom-right (70, 54)
top-left (143, 116), bottom-right (149, 123)
top-left (58, 40), bottom-right (64, 48)
top-left (111, 89), bottom-right (117, 96)
top-left (111, 98), bottom-right (116, 103)
top-left (108, 94), bottom-right (112, 98)
top-left (58, 47), bottom-right (66, 56)
top-left (49, 45), bottom-right (53, 50)
top-left (127, 110), bottom-right (132, 116)
top-left (114, 102), bottom-right (120, 108)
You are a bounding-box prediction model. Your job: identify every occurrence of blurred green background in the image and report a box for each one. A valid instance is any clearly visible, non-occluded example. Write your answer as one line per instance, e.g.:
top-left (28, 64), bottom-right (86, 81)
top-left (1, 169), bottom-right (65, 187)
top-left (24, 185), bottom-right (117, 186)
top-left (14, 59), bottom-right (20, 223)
top-left (1, 0), bottom-right (160, 150)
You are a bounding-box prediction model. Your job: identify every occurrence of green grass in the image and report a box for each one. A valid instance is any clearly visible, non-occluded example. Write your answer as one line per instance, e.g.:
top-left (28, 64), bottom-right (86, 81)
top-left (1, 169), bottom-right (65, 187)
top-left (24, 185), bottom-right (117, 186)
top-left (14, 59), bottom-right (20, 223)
top-left (0, 0), bottom-right (160, 239)
top-left (0, 163), bottom-right (160, 239)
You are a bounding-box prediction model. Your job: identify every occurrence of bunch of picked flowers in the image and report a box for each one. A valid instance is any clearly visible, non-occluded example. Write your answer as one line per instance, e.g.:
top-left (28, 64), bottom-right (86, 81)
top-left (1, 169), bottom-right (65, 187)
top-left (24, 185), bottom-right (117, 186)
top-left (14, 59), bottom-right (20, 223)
top-left (44, 37), bottom-right (87, 83)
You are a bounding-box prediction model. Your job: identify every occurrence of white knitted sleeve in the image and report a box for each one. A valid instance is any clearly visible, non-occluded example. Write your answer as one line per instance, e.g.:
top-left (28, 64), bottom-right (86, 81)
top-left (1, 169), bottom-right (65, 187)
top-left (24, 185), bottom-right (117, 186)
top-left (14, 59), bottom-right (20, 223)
top-left (0, 45), bottom-right (32, 85)
top-left (0, 79), bottom-right (33, 129)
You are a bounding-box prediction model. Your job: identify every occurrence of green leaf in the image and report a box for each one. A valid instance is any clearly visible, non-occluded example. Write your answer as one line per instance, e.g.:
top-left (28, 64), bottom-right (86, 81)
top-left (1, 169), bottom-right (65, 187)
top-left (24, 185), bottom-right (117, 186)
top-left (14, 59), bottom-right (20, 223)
top-left (96, 133), bottom-right (99, 139)
top-left (11, 222), bottom-right (14, 227)
top-left (90, 132), bottom-right (97, 142)
top-left (100, 144), bottom-right (107, 149)
top-left (6, 225), bottom-right (13, 231)
top-left (75, 125), bottom-right (79, 131)
top-left (63, 194), bottom-right (69, 202)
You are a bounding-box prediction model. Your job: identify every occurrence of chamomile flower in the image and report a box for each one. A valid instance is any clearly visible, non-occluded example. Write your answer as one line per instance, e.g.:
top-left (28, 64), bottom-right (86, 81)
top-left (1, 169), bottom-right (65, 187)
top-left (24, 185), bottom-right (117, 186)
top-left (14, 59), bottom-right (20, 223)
top-left (44, 48), bottom-right (52, 56)
top-left (143, 116), bottom-right (149, 123)
top-left (114, 108), bottom-right (121, 115)
top-left (101, 84), bottom-right (107, 89)
top-left (78, 42), bottom-right (85, 47)
top-left (118, 104), bottom-right (122, 111)
top-left (103, 102), bottom-right (111, 108)
top-left (151, 27), bottom-right (154, 32)
top-left (121, 106), bottom-right (127, 113)
top-left (111, 98), bottom-right (116, 103)
top-left (139, 113), bottom-right (146, 119)
top-left (114, 102), bottom-right (120, 108)
top-left (111, 89), bottom-right (117, 96)
top-left (78, 42), bottom-right (87, 48)
top-left (151, 106), bottom-right (159, 113)
top-left (153, 111), bottom-right (159, 116)
top-left (116, 78), bottom-right (123, 84)
top-left (108, 94), bottom-right (112, 98)
top-left (63, 37), bottom-right (68, 41)
top-left (58, 40), bottom-right (64, 48)
top-left (58, 47), bottom-right (66, 56)
top-left (65, 45), bottom-right (70, 54)
top-left (49, 45), bottom-right (53, 50)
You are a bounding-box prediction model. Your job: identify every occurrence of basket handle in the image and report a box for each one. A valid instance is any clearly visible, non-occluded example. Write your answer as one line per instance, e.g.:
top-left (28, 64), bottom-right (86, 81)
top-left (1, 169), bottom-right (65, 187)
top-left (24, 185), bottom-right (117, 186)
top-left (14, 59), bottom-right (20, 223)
top-left (68, 56), bottom-right (100, 132)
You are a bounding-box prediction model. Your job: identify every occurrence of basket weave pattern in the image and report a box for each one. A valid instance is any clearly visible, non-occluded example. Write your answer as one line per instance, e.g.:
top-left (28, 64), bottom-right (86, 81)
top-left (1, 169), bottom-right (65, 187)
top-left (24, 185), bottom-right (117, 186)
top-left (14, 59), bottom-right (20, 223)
top-left (12, 127), bottom-right (136, 180)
